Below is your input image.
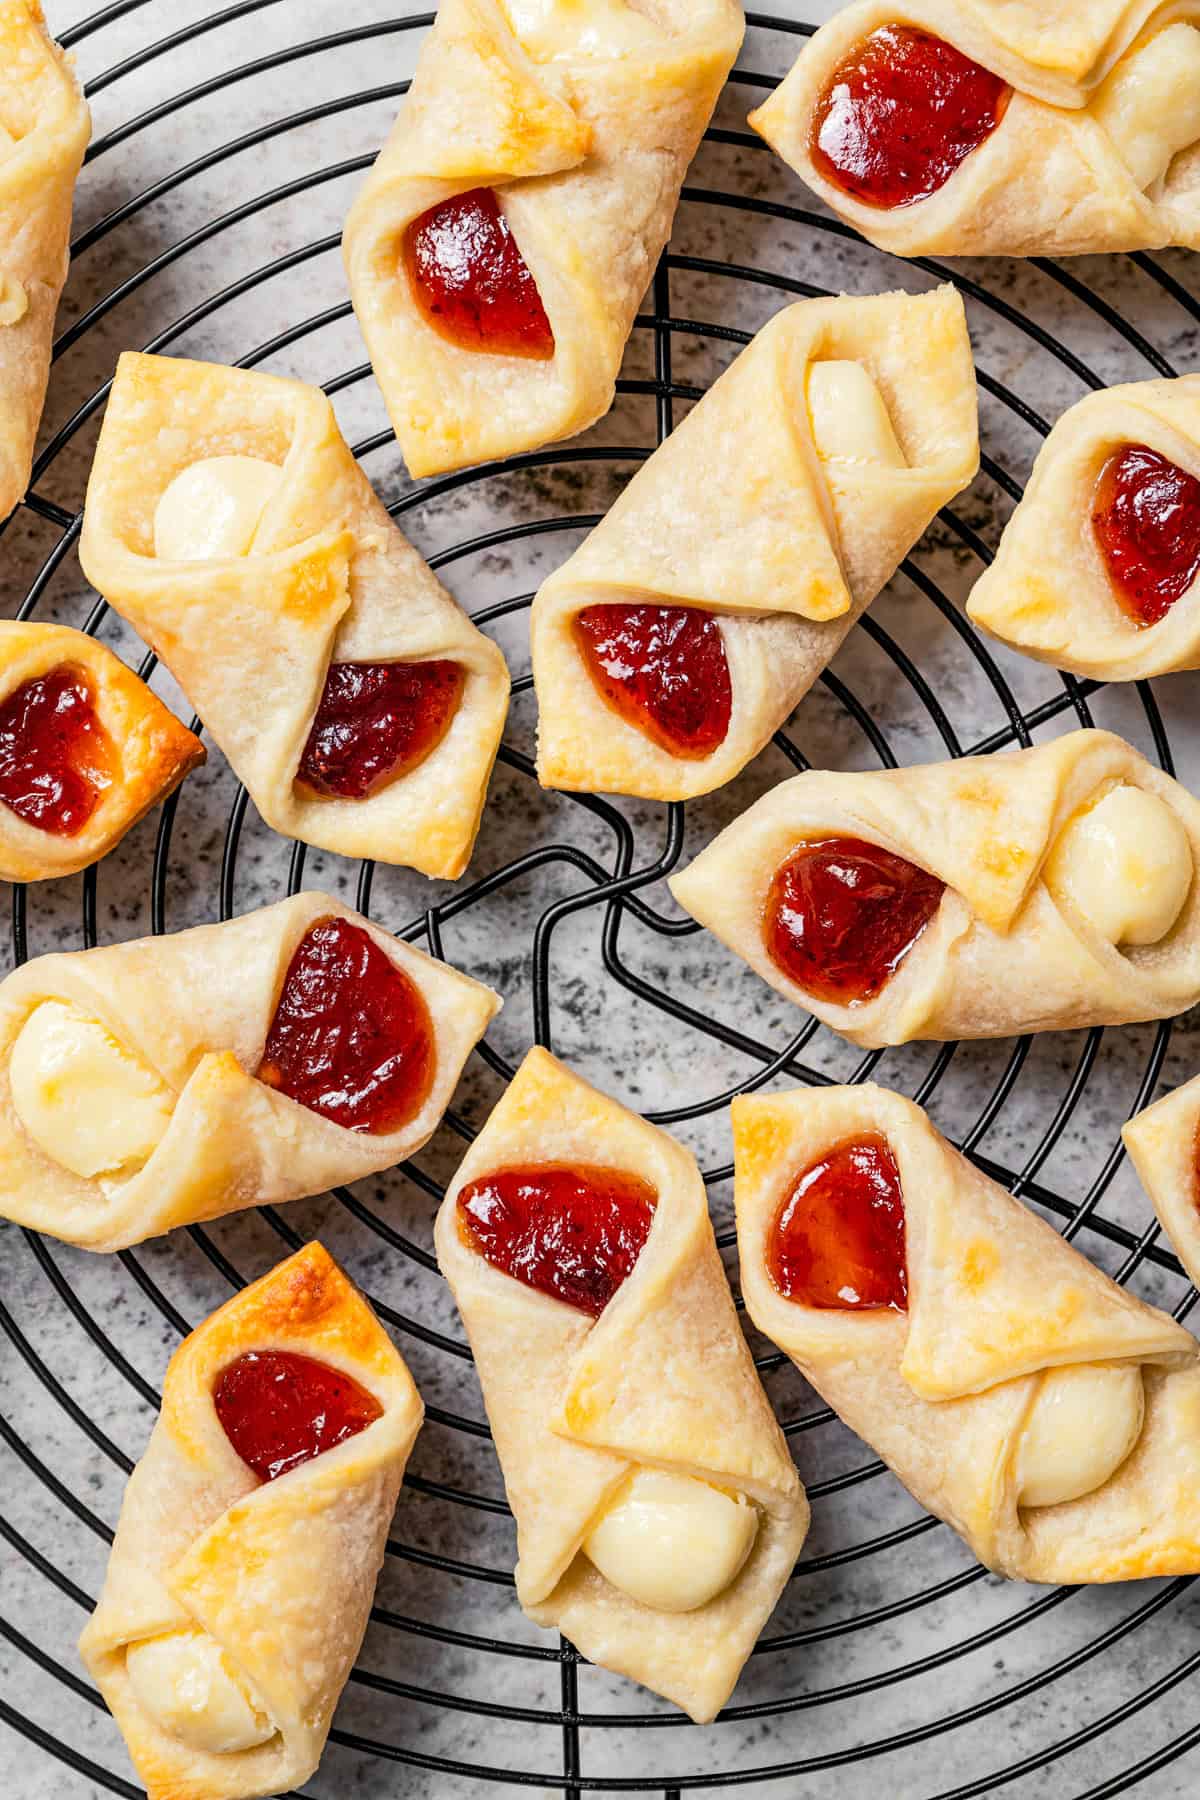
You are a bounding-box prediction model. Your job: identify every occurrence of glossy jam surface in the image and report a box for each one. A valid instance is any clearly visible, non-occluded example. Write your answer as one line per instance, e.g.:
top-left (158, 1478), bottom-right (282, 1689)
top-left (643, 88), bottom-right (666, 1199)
top-left (404, 187), bottom-right (554, 359)
top-left (457, 1163), bottom-right (657, 1317)
top-left (213, 1349), bottom-right (383, 1483)
top-left (574, 604), bottom-right (732, 759)
top-left (297, 660), bottom-right (464, 800)
top-left (769, 1132), bottom-right (907, 1311)
top-left (1092, 444), bottom-right (1200, 626)
top-left (765, 836), bottom-right (945, 1006)
top-left (811, 25), bottom-right (1010, 209)
top-left (259, 917), bottom-right (434, 1135)
top-left (0, 665), bottom-right (115, 836)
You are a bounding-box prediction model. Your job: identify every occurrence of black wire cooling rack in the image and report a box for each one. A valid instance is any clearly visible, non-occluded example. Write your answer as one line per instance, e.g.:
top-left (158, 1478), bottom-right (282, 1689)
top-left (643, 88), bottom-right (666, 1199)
top-left (6, 5), bottom-right (1200, 1796)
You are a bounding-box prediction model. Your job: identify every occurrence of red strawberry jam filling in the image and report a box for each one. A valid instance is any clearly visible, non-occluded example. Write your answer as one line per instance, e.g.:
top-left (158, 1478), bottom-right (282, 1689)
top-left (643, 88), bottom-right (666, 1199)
top-left (574, 604), bottom-right (732, 759)
top-left (457, 1163), bottom-right (657, 1317)
top-left (811, 24), bottom-right (1010, 209)
top-left (768, 1132), bottom-right (907, 1310)
top-left (404, 187), bottom-right (554, 359)
top-left (296, 659), bottom-right (464, 800)
top-left (213, 1348), bottom-right (383, 1483)
top-left (1092, 444), bottom-right (1200, 626)
top-left (765, 836), bottom-right (944, 1005)
top-left (259, 916), bottom-right (434, 1134)
top-left (0, 664), bottom-right (116, 837)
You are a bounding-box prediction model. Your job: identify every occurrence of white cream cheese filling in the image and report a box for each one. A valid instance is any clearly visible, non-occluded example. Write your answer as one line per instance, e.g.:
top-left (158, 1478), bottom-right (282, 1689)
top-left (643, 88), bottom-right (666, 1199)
top-left (582, 1467), bottom-right (759, 1612)
top-left (125, 1628), bottom-right (275, 1756)
top-left (807, 361), bottom-right (908, 468)
top-left (153, 454), bottom-right (284, 561)
top-left (9, 1000), bottom-right (174, 1182)
top-left (501, 0), bottom-right (663, 61)
top-left (1014, 1361), bottom-right (1145, 1511)
top-left (1043, 783), bottom-right (1193, 947)
top-left (1091, 24), bottom-right (1200, 193)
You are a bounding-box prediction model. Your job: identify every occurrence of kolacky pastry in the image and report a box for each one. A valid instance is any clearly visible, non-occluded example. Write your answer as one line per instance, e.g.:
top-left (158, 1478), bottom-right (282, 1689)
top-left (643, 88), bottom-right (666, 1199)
top-left (735, 1083), bottom-right (1200, 1581)
top-left (79, 352), bottom-right (510, 880)
top-left (0, 891), bottom-right (500, 1251)
top-left (80, 1241), bottom-right (424, 1800)
top-left (749, 1), bottom-right (1200, 258)
top-left (532, 285), bottom-right (978, 801)
top-left (435, 1046), bottom-right (808, 1721)
top-left (0, 620), bottom-right (203, 882)
top-left (343, 0), bottom-right (744, 477)
top-left (670, 728), bottom-right (1200, 1046)
top-left (968, 376), bottom-right (1200, 680)
top-left (1123, 1072), bottom-right (1200, 1292)
top-left (0, 1), bottom-right (89, 520)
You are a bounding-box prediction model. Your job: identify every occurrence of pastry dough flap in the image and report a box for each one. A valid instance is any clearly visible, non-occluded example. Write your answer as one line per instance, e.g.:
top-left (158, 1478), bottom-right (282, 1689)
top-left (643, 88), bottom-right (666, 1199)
top-left (734, 1085), bottom-right (1200, 1581)
top-left (79, 1242), bottom-right (424, 1800)
top-left (435, 1047), bottom-right (807, 1722)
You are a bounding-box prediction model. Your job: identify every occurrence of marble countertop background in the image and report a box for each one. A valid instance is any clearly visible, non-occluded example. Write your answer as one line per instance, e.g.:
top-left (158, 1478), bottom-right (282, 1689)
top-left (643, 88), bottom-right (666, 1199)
top-left (5, 2), bottom-right (1200, 1796)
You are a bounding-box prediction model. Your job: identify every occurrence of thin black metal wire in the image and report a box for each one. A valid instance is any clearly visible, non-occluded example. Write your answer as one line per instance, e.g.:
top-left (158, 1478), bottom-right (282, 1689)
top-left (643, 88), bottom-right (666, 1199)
top-left (3, 6), bottom-right (1200, 1797)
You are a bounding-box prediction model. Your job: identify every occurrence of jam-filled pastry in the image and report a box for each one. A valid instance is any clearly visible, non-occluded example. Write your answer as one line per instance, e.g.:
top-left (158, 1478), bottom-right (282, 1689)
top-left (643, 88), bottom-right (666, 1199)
top-left (533, 286), bottom-right (978, 800)
top-left (434, 1047), bottom-right (807, 1721)
top-left (0, 621), bottom-right (203, 882)
top-left (968, 377), bottom-right (1200, 680)
top-left (1123, 1074), bottom-right (1200, 1291)
top-left (749, 2), bottom-right (1200, 258)
top-left (342, 0), bottom-right (744, 478)
top-left (0, 891), bottom-right (500, 1252)
top-left (735, 1083), bottom-right (1200, 1582)
top-left (78, 353), bottom-right (509, 880)
top-left (79, 1242), bottom-right (424, 1800)
top-left (670, 728), bottom-right (1200, 1047)
top-left (0, 3), bottom-right (89, 520)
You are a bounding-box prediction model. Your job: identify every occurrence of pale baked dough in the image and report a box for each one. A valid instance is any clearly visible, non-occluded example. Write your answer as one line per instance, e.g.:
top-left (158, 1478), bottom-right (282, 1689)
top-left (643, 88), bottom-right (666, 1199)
top-left (0, 3), bottom-right (89, 519)
top-left (533, 286), bottom-right (978, 800)
top-left (749, 1), bottom-right (1200, 258)
top-left (0, 890), bottom-right (501, 1252)
top-left (0, 621), bottom-right (203, 882)
top-left (734, 1084), bottom-right (1200, 1582)
top-left (669, 728), bottom-right (1200, 1046)
top-left (967, 377), bottom-right (1200, 680)
top-left (1123, 1074), bottom-right (1200, 1290)
top-left (79, 1242), bottom-right (424, 1800)
top-left (342, 0), bottom-right (744, 478)
top-left (79, 353), bottom-right (510, 880)
top-left (434, 1046), bottom-right (808, 1721)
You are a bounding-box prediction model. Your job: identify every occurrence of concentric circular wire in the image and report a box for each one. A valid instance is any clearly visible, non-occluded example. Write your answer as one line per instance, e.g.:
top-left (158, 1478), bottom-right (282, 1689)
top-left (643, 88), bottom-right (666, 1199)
top-left (3, 6), bottom-right (1200, 1795)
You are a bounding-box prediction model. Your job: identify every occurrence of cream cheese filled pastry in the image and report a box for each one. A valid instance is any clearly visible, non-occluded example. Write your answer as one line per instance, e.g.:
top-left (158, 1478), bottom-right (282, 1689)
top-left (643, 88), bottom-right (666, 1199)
top-left (434, 1047), bottom-right (807, 1721)
top-left (532, 285), bottom-right (978, 800)
top-left (734, 1083), bottom-right (1200, 1582)
top-left (1123, 1074), bottom-right (1200, 1290)
top-left (967, 377), bottom-right (1200, 680)
top-left (80, 1242), bottom-right (424, 1800)
top-left (748, 2), bottom-right (1200, 259)
top-left (0, 3), bottom-right (89, 520)
top-left (0, 891), bottom-right (500, 1252)
top-left (669, 728), bottom-right (1200, 1047)
top-left (79, 353), bottom-right (510, 880)
top-left (0, 620), bottom-right (203, 882)
top-left (342, 0), bottom-right (744, 478)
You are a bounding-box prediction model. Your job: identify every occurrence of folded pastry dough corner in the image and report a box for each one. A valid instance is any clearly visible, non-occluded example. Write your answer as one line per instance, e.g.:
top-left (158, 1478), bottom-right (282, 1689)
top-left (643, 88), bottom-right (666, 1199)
top-left (670, 727), bottom-right (1200, 1045)
top-left (80, 1241), bottom-right (424, 1800)
top-left (734, 1083), bottom-right (1200, 1582)
top-left (1124, 1074), bottom-right (1200, 1293)
top-left (79, 351), bottom-right (510, 879)
top-left (749, 1), bottom-right (1200, 258)
top-left (968, 375), bottom-right (1200, 679)
top-left (533, 283), bottom-right (978, 800)
top-left (435, 1045), bottom-right (807, 1721)
top-left (0, 890), bottom-right (501, 1251)
top-left (0, 1), bottom-right (89, 520)
top-left (342, 0), bottom-right (744, 478)
top-left (0, 620), bottom-right (204, 881)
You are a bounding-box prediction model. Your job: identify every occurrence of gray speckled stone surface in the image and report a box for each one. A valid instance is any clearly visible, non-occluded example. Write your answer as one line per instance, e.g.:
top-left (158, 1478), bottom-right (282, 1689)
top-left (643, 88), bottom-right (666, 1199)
top-left (5, 2), bottom-right (1200, 1795)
